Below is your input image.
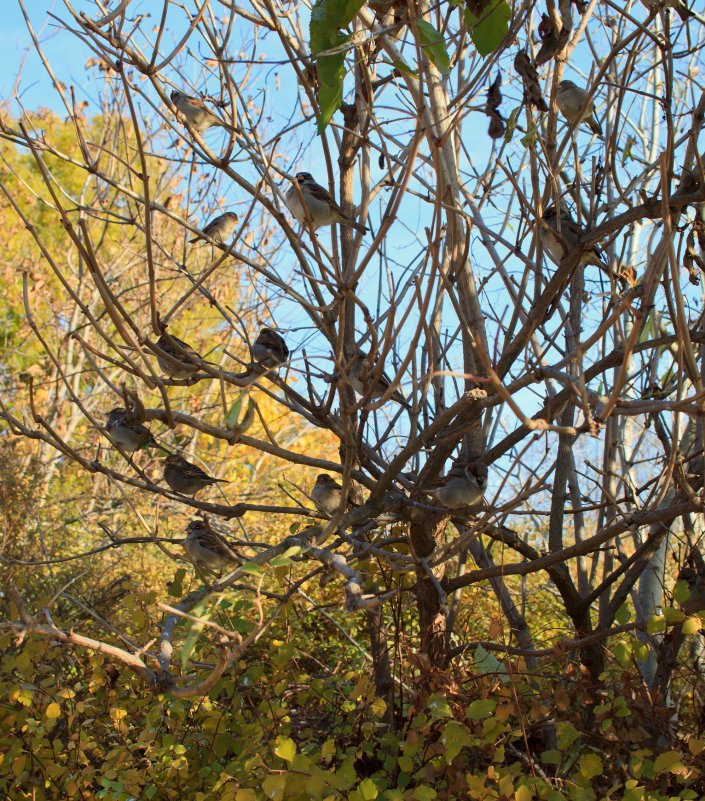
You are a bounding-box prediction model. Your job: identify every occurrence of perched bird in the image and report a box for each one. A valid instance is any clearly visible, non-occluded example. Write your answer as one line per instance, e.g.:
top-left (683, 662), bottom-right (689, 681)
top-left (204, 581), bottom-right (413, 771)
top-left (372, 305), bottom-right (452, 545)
top-left (163, 454), bottom-right (229, 496)
top-left (541, 205), bottom-right (605, 268)
top-left (170, 90), bottom-right (237, 133)
top-left (252, 327), bottom-right (289, 367)
top-left (348, 350), bottom-right (409, 408)
top-left (556, 80), bottom-right (602, 136)
top-left (284, 172), bottom-right (367, 234)
top-left (427, 462), bottom-right (488, 510)
top-left (189, 211), bottom-right (239, 244)
top-left (182, 518), bottom-right (239, 572)
top-left (311, 473), bottom-right (362, 517)
top-left (105, 408), bottom-right (153, 452)
top-left (641, 0), bottom-right (693, 20)
top-left (156, 332), bottom-right (203, 379)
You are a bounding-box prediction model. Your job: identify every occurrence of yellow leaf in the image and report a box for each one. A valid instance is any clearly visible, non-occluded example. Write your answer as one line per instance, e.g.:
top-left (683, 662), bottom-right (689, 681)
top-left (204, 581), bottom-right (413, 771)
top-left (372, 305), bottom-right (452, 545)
top-left (45, 702), bottom-right (61, 719)
top-left (235, 790), bottom-right (258, 801)
top-left (274, 735), bottom-right (296, 764)
top-left (370, 697), bottom-right (387, 718)
top-left (578, 753), bottom-right (603, 779)
top-left (688, 738), bottom-right (705, 756)
top-left (515, 786), bottom-right (533, 801)
top-left (683, 616), bottom-right (701, 635)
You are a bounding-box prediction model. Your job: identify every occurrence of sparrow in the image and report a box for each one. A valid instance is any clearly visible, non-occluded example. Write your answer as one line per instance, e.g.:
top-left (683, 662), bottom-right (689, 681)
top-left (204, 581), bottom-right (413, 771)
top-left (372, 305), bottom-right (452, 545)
top-left (156, 332), bottom-right (203, 379)
top-left (311, 473), bottom-right (362, 517)
top-left (284, 172), bottom-right (367, 234)
top-left (189, 211), bottom-right (239, 244)
top-left (105, 408), bottom-right (153, 452)
top-left (348, 350), bottom-right (410, 408)
top-left (170, 90), bottom-right (237, 133)
top-left (163, 454), bottom-right (229, 496)
top-left (427, 462), bottom-right (488, 509)
top-left (182, 518), bottom-right (239, 571)
top-left (252, 327), bottom-right (289, 367)
top-left (556, 80), bottom-right (602, 136)
top-left (641, 0), bottom-right (693, 20)
top-left (541, 205), bottom-right (605, 268)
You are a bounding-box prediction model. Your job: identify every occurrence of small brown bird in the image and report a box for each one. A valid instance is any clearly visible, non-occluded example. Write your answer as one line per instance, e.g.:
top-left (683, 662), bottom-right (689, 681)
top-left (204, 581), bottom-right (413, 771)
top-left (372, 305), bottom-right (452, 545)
top-left (156, 332), bottom-right (203, 379)
top-left (252, 327), bottom-right (289, 367)
top-left (170, 90), bottom-right (237, 133)
top-left (284, 172), bottom-right (367, 234)
top-left (182, 518), bottom-right (239, 572)
top-left (311, 473), bottom-right (362, 517)
top-left (348, 350), bottom-right (409, 408)
top-left (163, 454), bottom-right (229, 496)
top-left (427, 462), bottom-right (488, 509)
top-left (105, 408), bottom-right (153, 452)
top-left (189, 211), bottom-right (239, 244)
top-left (541, 205), bottom-right (605, 268)
top-left (556, 80), bottom-right (602, 136)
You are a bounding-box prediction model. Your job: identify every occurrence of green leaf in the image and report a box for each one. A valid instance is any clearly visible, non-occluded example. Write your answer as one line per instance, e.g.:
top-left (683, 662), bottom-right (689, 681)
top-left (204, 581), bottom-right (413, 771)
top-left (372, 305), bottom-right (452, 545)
top-left (181, 600), bottom-right (210, 670)
top-left (674, 579), bottom-right (692, 604)
top-left (412, 787), bottom-right (437, 801)
top-left (503, 105), bottom-right (521, 143)
top-left (169, 567), bottom-right (186, 598)
top-left (225, 393), bottom-right (245, 428)
top-left (541, 749), bottom-right (562, 765)
top-left (270, 546), bottom-right (302, 568)
top-left (464, 0), bottom-right (511, 58)
top-left (417, 20), bottom-right (450, 75)
top-left (663, 605), bottom-right (685, 623)
top-left (441, 720), bottom-right (473, 763)
top-left (613, 641), bottom-right (632, 667)
top-left (473, 644), bottom-right (508, 682)
top-left (359, 778), bottom-right (379, 800)
top-left (274, 735), bottom-right (297, 763)
top-left (646, 613), bottom-right (666, 634)
top-left (615, 603), bottom-right (631, 624)
top-left (391, 58), bottom-right (418, 77)
top-left (520, 124), bottom-right (539, 147)
top-left (310, 0), bottom-right (364, 52)
top-left (316, 49), bottom-right (347, 134)
top-left (309, 0), bottom-right (365, 131)
top-left (578, 753), bottom-right (603, 779)
top-left (239, 562), bottom-right (261, 576)
top-left (467, 698), bottom-right (496, 719)
top-left (653, 750), bottom-right (684, 774)
top-left (426, 693), bottom-right (453, 720)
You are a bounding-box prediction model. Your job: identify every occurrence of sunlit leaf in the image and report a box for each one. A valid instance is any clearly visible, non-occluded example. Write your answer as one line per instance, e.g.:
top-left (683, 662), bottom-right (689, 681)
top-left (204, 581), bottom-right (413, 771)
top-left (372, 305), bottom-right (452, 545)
top-left (45, 702), bottom-right (61, 719)
top-left (683, 616), bottom-right (702, 635)
top-left (359, 778), bottom-right (379, 800)
top-left (274, 735), bottom-right (297, 763)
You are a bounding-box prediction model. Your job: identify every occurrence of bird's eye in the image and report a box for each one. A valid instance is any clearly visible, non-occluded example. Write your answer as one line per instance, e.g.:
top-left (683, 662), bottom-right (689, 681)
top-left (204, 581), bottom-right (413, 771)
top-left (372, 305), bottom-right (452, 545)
top-left (477, 476), bottom-right (485, 487)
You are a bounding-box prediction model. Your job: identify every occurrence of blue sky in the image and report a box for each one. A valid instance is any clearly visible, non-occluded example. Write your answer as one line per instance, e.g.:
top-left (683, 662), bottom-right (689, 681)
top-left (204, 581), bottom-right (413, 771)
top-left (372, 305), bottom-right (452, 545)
top-left (1, 1), bottom-right (84, 110)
